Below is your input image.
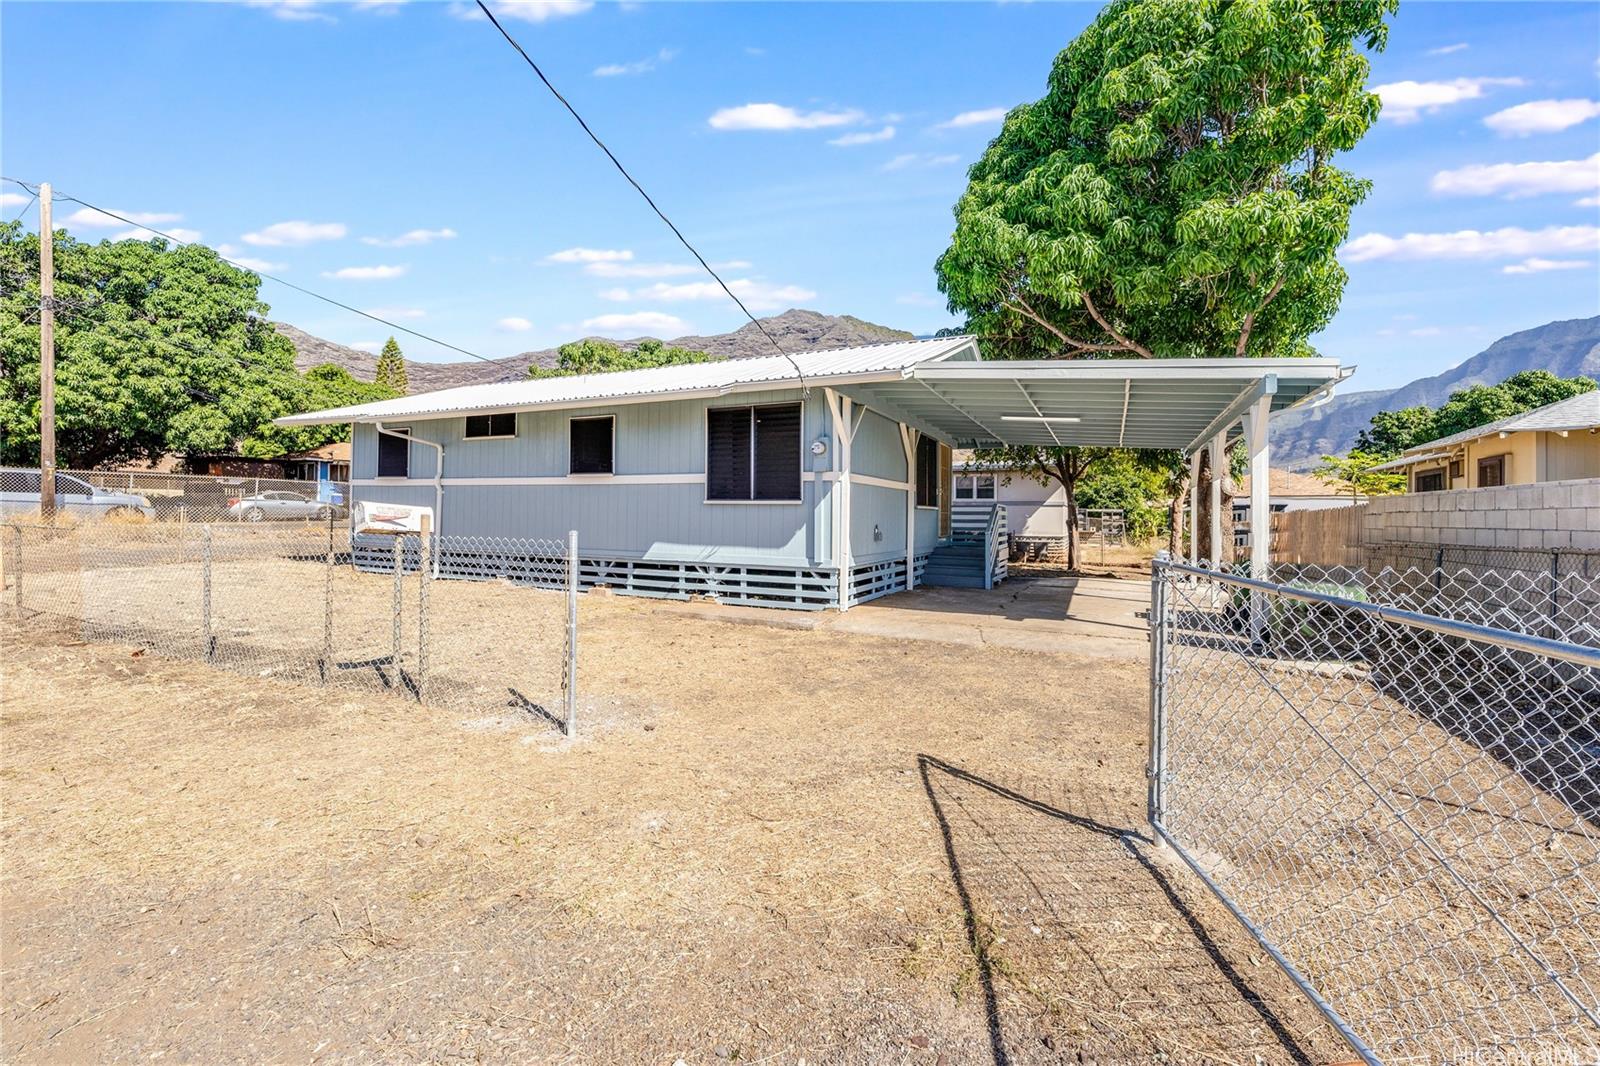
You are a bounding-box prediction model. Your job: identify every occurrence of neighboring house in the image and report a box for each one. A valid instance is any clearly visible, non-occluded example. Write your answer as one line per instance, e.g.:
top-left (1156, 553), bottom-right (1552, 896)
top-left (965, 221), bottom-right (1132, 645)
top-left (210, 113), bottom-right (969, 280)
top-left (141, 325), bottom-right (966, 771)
top-left (279, 442), bottom-right (352, 505)
top-left (1232, 468), bottom-right (1364, 548)
top-left (1368, 391), bottom-right (1600, 492)
top-left (953, 455), bottom-right (1069, 557)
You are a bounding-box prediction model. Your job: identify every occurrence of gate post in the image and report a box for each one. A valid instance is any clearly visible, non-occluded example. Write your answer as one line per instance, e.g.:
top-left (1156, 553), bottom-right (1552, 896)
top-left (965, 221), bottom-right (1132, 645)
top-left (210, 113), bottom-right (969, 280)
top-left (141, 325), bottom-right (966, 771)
top-left (1146, 551), bottom-right (1171, 845)
top-left (565, 530), bottom-right (578, 739)
top-left (416, 516), bottom-right (431, 703)
top-left (202, 524), bottom-right (214, 661)
top-left (392, 535), bottom-right (404, 684)
top-left (320, 509), bottom-right (334, 685)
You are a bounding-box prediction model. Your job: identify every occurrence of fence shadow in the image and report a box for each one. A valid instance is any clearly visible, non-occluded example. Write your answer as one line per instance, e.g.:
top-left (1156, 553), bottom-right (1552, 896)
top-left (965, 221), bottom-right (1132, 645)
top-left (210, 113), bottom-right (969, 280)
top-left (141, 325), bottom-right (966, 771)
top-left (916, 754), bottom-right (1326, 1065)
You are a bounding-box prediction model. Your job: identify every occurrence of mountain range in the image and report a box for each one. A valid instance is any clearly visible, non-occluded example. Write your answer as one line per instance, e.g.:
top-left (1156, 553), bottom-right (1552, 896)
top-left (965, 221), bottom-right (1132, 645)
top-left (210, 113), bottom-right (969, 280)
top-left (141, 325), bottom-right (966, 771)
top-left (276, 309), bottom-right (914, 393)
top-left (1269, 316), bottom-right (1600, 470)
top-left (276, 310), bottom-right (1600, 468)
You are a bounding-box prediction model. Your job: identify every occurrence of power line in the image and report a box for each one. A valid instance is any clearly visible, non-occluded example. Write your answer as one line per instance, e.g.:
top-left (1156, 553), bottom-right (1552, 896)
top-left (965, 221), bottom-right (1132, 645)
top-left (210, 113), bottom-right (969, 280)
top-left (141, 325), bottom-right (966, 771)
top-left (1, 176), bottom-right (499, 367)
top-left (470, 0), bottom-right (808, 394)
top-left (6, 191), bottom-right (37, 226)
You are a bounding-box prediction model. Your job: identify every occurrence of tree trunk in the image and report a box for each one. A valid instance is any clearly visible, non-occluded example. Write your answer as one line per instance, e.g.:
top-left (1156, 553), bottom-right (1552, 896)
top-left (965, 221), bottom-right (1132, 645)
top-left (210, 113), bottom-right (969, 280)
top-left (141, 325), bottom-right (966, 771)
top-left (1195, 448), bottom-right (1237, 565)
top-left (1064, 489), bottom-right (1079, 571)
top-left (1166, 477), bottom-right (1187, 557)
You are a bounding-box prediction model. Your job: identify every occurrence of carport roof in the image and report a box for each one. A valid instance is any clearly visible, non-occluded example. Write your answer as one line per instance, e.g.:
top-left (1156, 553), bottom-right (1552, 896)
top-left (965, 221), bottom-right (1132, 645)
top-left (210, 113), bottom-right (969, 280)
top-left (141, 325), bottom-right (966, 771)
top-left (276, 336), bottom-right (1350, 453)
top-left (845, 357), bottom-right (1350, 452)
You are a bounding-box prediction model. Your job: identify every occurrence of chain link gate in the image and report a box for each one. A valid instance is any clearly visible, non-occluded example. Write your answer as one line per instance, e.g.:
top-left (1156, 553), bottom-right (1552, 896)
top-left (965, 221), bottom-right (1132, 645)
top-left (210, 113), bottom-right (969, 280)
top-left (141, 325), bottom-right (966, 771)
top-left (1146, 554), bottom-right (1600, 1063)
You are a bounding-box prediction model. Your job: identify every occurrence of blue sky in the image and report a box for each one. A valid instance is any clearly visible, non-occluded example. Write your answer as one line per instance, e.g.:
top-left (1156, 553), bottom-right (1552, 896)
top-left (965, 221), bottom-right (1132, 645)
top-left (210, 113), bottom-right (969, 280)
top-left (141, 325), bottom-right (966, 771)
top-left (2, 0), bottom-right (1597, 393)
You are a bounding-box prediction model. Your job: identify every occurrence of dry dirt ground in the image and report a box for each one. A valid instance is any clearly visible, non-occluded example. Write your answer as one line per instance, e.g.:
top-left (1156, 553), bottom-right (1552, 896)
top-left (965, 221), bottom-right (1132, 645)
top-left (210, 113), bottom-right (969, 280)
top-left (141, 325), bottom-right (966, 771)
top-left (1, 583), bottom-right (1350, 1065)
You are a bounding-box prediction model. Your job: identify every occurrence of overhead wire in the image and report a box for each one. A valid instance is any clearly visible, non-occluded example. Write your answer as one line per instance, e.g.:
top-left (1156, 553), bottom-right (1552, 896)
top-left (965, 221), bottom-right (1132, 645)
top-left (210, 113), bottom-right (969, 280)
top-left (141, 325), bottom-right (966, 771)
top-left (470, 0), bottom-right (808, 394)
top-left (1, 176), bottom-right (499, 367)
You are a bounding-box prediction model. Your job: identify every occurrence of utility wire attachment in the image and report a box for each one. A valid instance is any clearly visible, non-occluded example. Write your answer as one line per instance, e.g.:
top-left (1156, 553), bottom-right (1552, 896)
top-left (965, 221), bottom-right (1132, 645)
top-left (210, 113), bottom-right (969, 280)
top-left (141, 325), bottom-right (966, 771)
top-left (471, 0), bottom-right (808, 394)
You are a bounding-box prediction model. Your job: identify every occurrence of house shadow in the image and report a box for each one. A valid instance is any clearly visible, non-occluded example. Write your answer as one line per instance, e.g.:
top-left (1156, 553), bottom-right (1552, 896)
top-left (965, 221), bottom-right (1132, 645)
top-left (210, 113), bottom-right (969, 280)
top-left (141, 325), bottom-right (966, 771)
top-left (879, 570), bottom-right (1151, 632)
top-left (916, 755), bottom-right (1335, 1064)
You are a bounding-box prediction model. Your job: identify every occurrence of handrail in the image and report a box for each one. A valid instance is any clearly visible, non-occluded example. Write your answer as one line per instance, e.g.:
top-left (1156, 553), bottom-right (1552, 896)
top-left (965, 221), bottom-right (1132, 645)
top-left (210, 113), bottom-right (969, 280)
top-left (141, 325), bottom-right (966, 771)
top-left (983, 504), bottom-right (1002, 589)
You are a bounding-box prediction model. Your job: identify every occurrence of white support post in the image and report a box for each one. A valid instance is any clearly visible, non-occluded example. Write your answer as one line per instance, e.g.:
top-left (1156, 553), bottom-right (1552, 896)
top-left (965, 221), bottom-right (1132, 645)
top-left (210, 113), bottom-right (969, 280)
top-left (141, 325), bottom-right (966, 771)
top-left (1241, 394), bottom-right (1273, 650)
top-left (1242, 395), bottom-right (1272, 579)
top-left (823, 388), bottom-right (855, 610)
top-left (899, 423), bottom-right (918, 592)
top-left (1187, 449), bottom-right (1201, 564)
top-left (1208, 434), bottom-right (1225, 571)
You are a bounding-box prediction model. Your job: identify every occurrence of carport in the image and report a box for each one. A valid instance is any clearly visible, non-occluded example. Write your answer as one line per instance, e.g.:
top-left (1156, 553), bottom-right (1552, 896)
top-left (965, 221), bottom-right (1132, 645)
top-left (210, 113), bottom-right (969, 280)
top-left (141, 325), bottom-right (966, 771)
top-left (846, 357), bottom-right (1352, 577)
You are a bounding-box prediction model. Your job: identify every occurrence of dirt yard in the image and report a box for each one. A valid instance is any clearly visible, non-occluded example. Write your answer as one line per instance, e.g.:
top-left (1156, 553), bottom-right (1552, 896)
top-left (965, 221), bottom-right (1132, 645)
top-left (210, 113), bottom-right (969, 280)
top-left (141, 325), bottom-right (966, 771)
top-left (2, 586), bottom-right (1348, 1064)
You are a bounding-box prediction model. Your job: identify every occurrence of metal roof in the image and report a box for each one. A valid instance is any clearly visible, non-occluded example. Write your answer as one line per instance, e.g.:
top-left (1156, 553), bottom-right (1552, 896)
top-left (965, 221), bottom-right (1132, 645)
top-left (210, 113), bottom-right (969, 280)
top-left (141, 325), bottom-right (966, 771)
top-left (275, 336), bottom-right (982, 425)
top-left (841, 358), bottom-right (1349, 450)
top-left (276, 338), bottom-right (1350, 453)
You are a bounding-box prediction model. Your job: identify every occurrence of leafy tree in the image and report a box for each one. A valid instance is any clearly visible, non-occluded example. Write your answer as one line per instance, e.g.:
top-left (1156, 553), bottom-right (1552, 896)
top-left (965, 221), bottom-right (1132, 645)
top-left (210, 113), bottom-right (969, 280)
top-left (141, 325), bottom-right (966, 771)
top-left (937, 0), bottom-right (1393, 563)
top-left (984, 445), bottom-right (1118, 570)
top-left (1356, 405), bottom-right (1434, 458)
top-left (0, 222), bottom-right (386, 467)
top-left (243, 364), bottom-right (401, 457)
top-left (529, 336), bottom-right (718, 378)
top-left (373, 336), bottom-right (409, 393)
top-left (1075, 450), bottom-right (1169, 543)
top-left (1311, 450), bottom-right (1403, 500)
top-left (1428, 370), bottom-right (1594, 441)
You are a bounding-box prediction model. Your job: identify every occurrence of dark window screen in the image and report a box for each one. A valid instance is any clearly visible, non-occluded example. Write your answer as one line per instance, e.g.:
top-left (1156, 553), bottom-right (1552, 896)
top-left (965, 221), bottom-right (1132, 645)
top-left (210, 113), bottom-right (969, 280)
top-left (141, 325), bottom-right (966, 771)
top-left (569, 417), bottom-right (614, 474)
top-left (465, 412), bottom-right (516, 438)
top-left (916, 435), bottom-right (939, 507)
top-left (377, 430), bottom-right (410, 478)
top-left (753, 403), bottom-right (801, 500)
top-left (1478, 455), bottom-right (1505, 488)
top-left (707, 407), bottom-right (752, 500)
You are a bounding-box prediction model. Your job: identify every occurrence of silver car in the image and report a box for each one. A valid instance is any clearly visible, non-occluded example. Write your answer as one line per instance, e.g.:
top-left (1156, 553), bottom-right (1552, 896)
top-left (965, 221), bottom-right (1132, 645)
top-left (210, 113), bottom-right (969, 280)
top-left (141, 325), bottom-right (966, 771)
top-left (0, 468), bottom-right (156, 520)
top-left (227, 490), bottom-right (343, 522)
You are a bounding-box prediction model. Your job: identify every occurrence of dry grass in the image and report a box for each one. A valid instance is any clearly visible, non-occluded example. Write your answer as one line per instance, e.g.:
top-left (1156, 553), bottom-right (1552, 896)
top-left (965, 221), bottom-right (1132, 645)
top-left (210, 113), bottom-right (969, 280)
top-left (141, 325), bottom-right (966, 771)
top-left (1, 583), bottom-right (1350, 1064)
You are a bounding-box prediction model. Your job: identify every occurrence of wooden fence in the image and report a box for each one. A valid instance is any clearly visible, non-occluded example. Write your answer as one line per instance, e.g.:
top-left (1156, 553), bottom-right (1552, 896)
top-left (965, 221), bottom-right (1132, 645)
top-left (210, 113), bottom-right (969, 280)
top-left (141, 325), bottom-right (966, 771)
top-left (1270, 504), bottom-right (1366, 567)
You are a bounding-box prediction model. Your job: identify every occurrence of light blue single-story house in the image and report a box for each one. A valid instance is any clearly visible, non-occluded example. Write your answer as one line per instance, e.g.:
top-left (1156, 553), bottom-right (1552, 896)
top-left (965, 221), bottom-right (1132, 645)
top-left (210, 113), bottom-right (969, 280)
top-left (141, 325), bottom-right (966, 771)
top-left (278, 339), bottom-right (1348, 609)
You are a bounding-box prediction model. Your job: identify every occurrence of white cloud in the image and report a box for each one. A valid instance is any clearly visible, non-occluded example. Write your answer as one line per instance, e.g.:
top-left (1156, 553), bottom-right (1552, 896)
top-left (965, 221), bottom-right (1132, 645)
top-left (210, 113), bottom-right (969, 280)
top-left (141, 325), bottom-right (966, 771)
top-left (597, 287), bottom-right (632, 301)
top-left (593, 48), bottom-right (676, 77)
top-left (1341, 224), bottom-right (1600, 262)
top-left (1502, 257), bottom-right (1590, 275)
top-left (934, 107), bottom-right (1007, 130)
top-left (828, 125), bottom-right (896, 147)
top-left (246, 0), bottom-right (335, 22)
top-left (708, 103), bottom-right (864, 131)
top-left (321, 264), bottom-right (408, 280)
top-left (459, 1), bottom-right (592, 22)
top-left (114, 226), bottom-right (202, 243)
top-left (1580, 195), bottom-right (1600, 208)
top-left (585, 260), bottom-right (698, 279)
top-left (1426, 43), bottom-right (1469, 56)
top-left (62, 207), bottom-right (181, 230)
top-left (216, 244), bottom-right (285, 272)
top-left (0, 192), bottom-right (31, 208)
top-left (625, 278), bottom-right (817, 312)
top-left (366, 306), bottom-right (427, 319)
top-left (350, 341), bottom-right (384, 353)
top-left (360, 227), bottom-right (458, 247)
top-left (545, 247), bottom-right (633, 264)
top-left (497, 317), bottom-right (534, 332)
top-left (896, 292), bottom-right (943, 307)
top-left (242, 220), bottom-right (347, 246)
top-left (881, 153), bottom-right (962, 172)
top-left (580, 311), bottom-right (690, 335)
top-left (1373, 77), bottom-right (1524, 123)
top-left (1483, 98), bottom-right (1600, 137)
top-left (713, 259), bottom-right (752, 270)
top-left (1430, 153), bottom-right (1600, 199)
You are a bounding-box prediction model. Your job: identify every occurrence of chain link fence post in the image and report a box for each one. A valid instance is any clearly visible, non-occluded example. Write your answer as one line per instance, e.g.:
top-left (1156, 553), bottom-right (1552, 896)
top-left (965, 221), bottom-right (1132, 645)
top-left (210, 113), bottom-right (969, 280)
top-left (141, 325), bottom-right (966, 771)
top-left (320, 509), bottom-right (334, 685)
top-left (9, 524), bottom-right (21, 615)
top-left (1146, 550), bottom-right (1170, 843)
top-left (417, 517), bottom-right (431, 704)
top-left (565, 529), bottom-right (578, 739)
top-left (392, 535), bottom-right (404, 690)
top-left (202, 524), bottom-right (214, 662)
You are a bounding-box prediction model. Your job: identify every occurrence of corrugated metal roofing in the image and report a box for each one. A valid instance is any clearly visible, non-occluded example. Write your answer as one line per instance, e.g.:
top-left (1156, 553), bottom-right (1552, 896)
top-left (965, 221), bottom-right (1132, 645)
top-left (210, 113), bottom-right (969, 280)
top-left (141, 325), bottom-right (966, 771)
top-left (276, 336), bottom-right (982, 425)
top-left (1395, 390), bottom-right (1600, 454)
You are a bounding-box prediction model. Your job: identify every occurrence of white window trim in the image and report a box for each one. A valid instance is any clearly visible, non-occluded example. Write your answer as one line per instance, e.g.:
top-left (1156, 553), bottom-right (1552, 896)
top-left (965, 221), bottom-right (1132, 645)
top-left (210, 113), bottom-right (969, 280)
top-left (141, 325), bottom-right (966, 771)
top-left (568, 414), bottom-right (616, 477)
top-left (375, 426), bottom-right (412, 481)
top-left (703, 399), bottom-right (805, 505)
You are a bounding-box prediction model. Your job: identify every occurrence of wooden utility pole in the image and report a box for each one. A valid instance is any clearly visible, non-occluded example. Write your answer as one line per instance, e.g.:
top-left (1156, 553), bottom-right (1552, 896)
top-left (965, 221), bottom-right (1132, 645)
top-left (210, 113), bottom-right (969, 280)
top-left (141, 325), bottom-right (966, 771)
top-left (38, 182), bottom-right (56, 521)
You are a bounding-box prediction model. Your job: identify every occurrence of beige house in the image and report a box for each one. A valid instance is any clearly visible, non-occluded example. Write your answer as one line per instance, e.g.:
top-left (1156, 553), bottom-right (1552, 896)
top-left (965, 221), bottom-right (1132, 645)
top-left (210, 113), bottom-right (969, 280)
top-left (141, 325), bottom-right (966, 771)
top-left (1369, 391), bottom-right (1600, 492)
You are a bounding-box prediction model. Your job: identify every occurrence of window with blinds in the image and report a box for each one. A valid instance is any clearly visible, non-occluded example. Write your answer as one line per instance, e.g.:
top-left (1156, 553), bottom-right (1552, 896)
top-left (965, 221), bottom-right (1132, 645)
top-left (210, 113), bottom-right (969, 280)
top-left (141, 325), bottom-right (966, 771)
top-left (569, 416), bottom-right (615, 475)
top-left (707, 402), bottom-right (801, 501)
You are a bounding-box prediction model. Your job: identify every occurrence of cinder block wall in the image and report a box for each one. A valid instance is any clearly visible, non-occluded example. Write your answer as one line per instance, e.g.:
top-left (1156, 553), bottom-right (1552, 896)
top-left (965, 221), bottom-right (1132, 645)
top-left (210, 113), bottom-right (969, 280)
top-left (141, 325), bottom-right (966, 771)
top-left (1361, 478), bottom-right (1600, 553)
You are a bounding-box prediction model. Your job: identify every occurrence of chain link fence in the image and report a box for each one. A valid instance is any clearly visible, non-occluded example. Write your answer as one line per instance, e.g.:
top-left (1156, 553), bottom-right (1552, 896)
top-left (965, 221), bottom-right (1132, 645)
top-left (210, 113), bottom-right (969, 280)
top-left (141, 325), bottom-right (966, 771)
top-left (2, 466), bottom-right (351, 524)
top-left (1147, 556), bottom-right (1600, 1062)
top-left (3, 519), bottom-right (580, 737)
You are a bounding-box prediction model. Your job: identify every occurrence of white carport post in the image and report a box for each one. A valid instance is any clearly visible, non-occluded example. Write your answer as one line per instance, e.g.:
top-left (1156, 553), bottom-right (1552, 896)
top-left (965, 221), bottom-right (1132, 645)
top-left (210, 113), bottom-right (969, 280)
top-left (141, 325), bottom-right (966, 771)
top-left (899, 423), bottom-right (919, 592)
top-left (824, 388), bottom-right (858, 610)
top-left (1186, 448), bottom-right (1201, 564)
top-left (1241, 393), bottom-right (1273, 578)
top-left (1208, 434), bottom-right (1225, 571)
